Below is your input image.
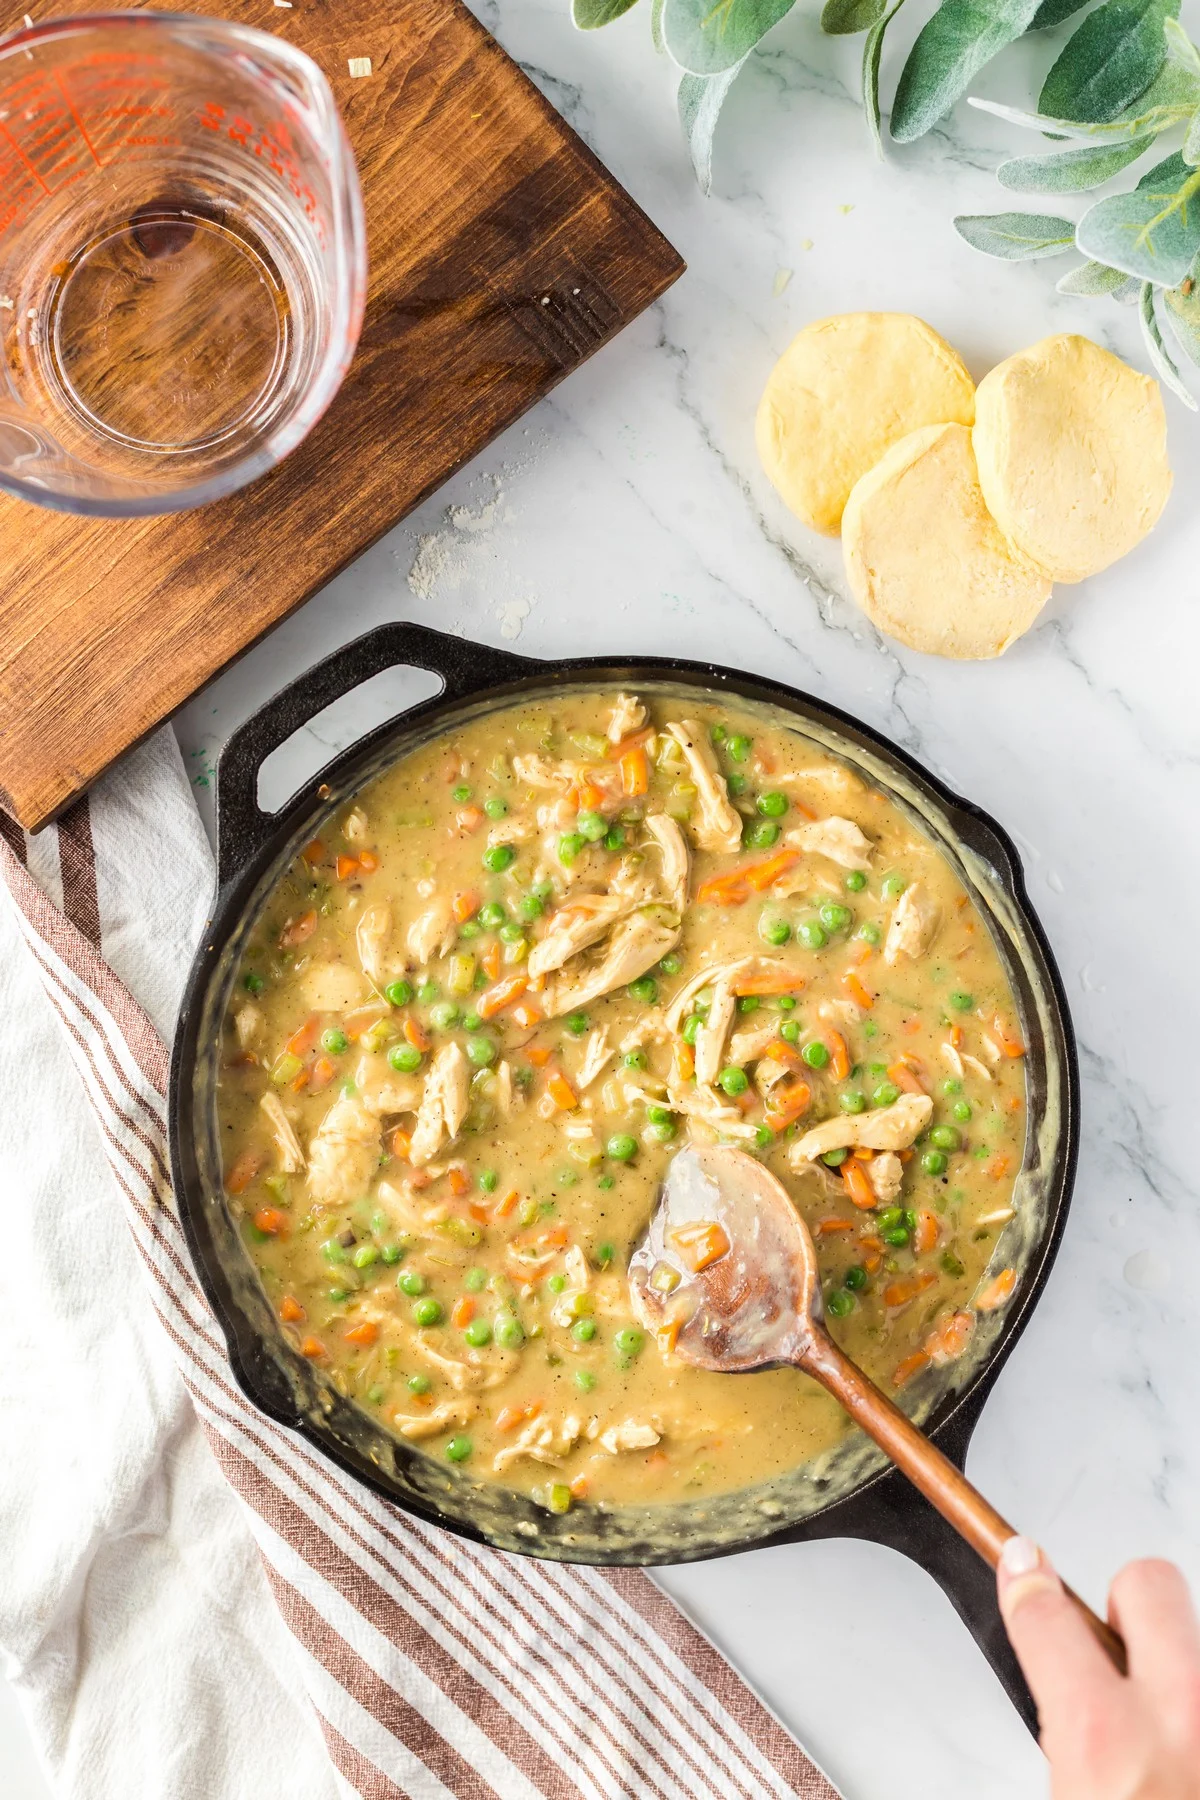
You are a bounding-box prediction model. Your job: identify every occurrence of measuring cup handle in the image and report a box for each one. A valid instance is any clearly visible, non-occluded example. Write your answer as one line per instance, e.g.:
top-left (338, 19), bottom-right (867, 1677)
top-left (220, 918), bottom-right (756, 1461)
top-left (214, 622), bottom-right (536, 887)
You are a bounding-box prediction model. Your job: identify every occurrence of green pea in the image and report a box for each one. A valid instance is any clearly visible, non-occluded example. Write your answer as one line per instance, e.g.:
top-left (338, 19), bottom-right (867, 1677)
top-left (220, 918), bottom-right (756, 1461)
top-left (445, 1435), bottom-right (472, 1463)
top-left (780, 1019), bottom-right (801, 1044)
top-left (756, 791), bottom-right (788, 818)
top-left (385, 979), bottom-right (413, 1008)
top-left (417, 980), bottom-right (439, 1002)
top-left (572, 1318), bottom-right (597, 1343)
top-left (430, 1001), bottom-right (459, 1031)
top-left (483, 844), bottom-right (516, 873)
top-left (882, 1227), bottom-right (910, 1247)
top-left (737, 995), bottom-right (760, 1014)
top-left (452, 783), bottom-right (473, 803)
top-left (710, 724), bottom-right (728, 744)
top-left (645, 1121), bottom-right (676, 1144)
top-left (614, 1327), bottom-right (644, 1358)
top-left (950, 991), bottom-right (974, 1012)
top-left (462, 1012), bottom-right (482, 1032)
top-left (840, 1090), bottom-right (867, 1114)
top-left (565, 1011), bottom-right (591, 1036)
top-left (494, 1313), bottom-right (525, 1349)
top-left (604, 826), bottom-right (625, 851)
top-left (624, 976), bottom-right (655, 1005)
top-left (755, 1124), bottom-right (774, 1148)
top-left (904, 1208), bottom-right (919, 1232)
top-left (458, 921), bottom-right (481, 939)
top-left (624, 1049), bottom-right (648, 1069)
top-left (744, 819), bottom-right (780, 849)
top-left (882, 874), bottom-right (907, 898)
top-left (518, 892), bottom-right (545, 920)
top-left (577, 810), bottom-right (607, 842)
top-left (478, 1169), bottom-right (498, 1193)
top-left (646, 1104), bottom-right (673, 1126)
top-left (575, 1368), bottom-right (597, 1392)
top-left (845, 870), bottom-right (867, 892)
top-left (682, 1013), bottom-right (704, 1044)
top-left (819, 902), bottom-right (852, 933)
top-left (802, 1040), bottom-right (829, 1069)
top-left (322, 1237), bottom-right (348, 1265)
top-left (858, 922), bottom-right (882, 947)
top-left (799, 920), bottom-right (827, 950)
top-left (413, 1298), bottom-right (443, 1327)
top-left (873, 1082), bottom-right (900, 1106)
top-left (327, 1285), bottom-right (350, 1302)
top-left (844, 1265), bottom-right (867, 1291)
top-left (381, 1244), bottom-right (405, 1265)
top-left (352, 1244), bottom-right (378, 1269)
top-left (952, 1100), bottom-right (972, 1122)
top-left (407, 1372), bottom-right (432, 1394)
top-left (716, 1066), bottom-right (748, 1098)
top-left (321, 1028), bottom-right (348, 1055)
top-left (826, 1289), bottom-right (854, 1318)
top-left (658, 953), bottom-right (682, 975)
top-left (877, 1206), bottom-right (904, 1229)
top-left (466, 1035), bottom-right (497, 1068)
top-left (464, 1319), bottom-right (492, 1347)
top-left (822, 1148), bottom-right (848, 1167)
top-left (594, 1242), bottom-right (616, 1268)
top-left (941, 1078), bottom-right (963, 1095)
top-left (727, 734), bottom-right (752, 762)
top-left (930, 1125), bottom-right (961, 1151)
top-left (478, 901), bottom-right (506, 928)
top-left (243, 971), bottom-right (265, 996)
top-left (557, 832), bottom-right (586, 866)
top-left (547, 1274), bottom-right (567, 1294)
top-left (922, 1150), bottom-right (949, 1176)
top-left (367, 1384), bottom-right (386, 1404)
top-left (398, 1270), bottom-right (426, 1296)
top-left (728, 773), bottom-right (747, 796)
top-left (484, 796), bottom-right (507, 819)
top-left (556, 1169), bottom-right (579, 1188)
top-left (776, 995), bottom-right (796, 1011)
top-left (607, 1134), bottom-right (638, 1162)
top-left (597, 1174), bottom-right (615, 1191)
top-left (760, 916), bottom-right (791, 946)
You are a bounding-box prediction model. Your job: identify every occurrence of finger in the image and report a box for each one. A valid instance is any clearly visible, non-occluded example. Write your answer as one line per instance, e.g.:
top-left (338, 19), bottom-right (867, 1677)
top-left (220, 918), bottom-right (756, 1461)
top-left (997, 1537), bottom-right (1123, 1722)
top-left (1109, 1559), bottom-right (1200, 1702)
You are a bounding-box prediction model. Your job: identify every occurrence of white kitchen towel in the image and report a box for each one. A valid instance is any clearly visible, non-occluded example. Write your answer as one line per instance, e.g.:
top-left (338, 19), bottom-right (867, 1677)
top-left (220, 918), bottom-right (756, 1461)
top-left (0, 727), bottom-right (839, 1800)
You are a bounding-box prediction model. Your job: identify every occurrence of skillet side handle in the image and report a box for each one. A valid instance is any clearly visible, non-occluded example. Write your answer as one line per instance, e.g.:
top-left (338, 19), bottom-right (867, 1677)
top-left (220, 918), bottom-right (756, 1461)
top-left (215, 623), bottom-right (535, 886)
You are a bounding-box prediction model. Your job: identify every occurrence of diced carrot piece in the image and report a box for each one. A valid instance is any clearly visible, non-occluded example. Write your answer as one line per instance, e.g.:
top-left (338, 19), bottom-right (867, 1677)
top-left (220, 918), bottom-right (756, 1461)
top-left (975, 1268), bottom-right (1016, 1312)
top-left (569, 1473), bottom-right (590, 1500)
top-left (578, 781), bottom-right (604, 811)
top-left (335, 854), bottom-right (359, 880)
top-left (252, 1206), bottom-right (289, 1236)
top-left (765, 1077), bottom-right (812, 1130)
top-left (442, 753), bottom-right (464, 783)
top-left (697, 850), bottom-right (801, 906)
top-left (451, 1295), bottom-right (475, 1329)
top-left (494, 1188), bottom-right (520, 1219)
top-left (344, 1320), bottom-right (379, 1348)
top-left (668, 1219), bottom-right (730, 1272)
top-left (950, 1024), bottom-right (964, 1049)
top-left (538, 1224), bottom-right (569, 1250)
top-left (452, 889), bottom-right (480, 924)
top-left (279, 910), bottom-right (318, 949)
top-left (925, 1309), bottom-right (973, 1362)
top-left (992, 1015), bottom-right (1026, 1058)
top-left (546, 1070), bottom-right (577, 1111)
top-left (854, 1145), bottom-right (875, 1161)
top-left (743, 849), bottom-right (802, 893)
top-left (526, 1044), bottom-right (553, 1068)
top-left (1007, 1094), bottom-right (1022, 1114)
top-left (279, 1295), bottom-right (305, 1323)
top-left (735, 968), bottom-right (806, 997)
top-left (621, 747), bottom-right (648, 797)
top-left (673, 1040), bottom-right (695, 1083)
top-left (816, 1218), bottom-right (856, 1236)
top-left (496, 1401), bottom-right (541, 1432)
top-left (882, 1271), bottom-right (937, 1309)
top-left (986, 1154), bottom-right (1012, 1181)
top-left (286, 1015), bottom-right (319, 1057)
top-left (308, 1055), bottom-right (336, 1092)
top-left (645, 1450), bottom-right (670, 1473)
top-left (357, 848), bottom-right (379, 873)
top-left (456, 805), bottom-right (485, 833)
top-left (300, 1336), bottom-right (326, 1359)
top-left (887, 1060), bottom-right (926, 1096)
top-left (826, 1029), bottom-right (849, 1081)
top-left (656, 1317), bottom-right (683, 1356)
top-left (404, 1015), bottom-right (431, 1052)
top-left (391, 1127), bottom-right (412, 1161)
top-left (447, 1165), bottom-right (470, 1197)
top-left (482, 942), bottom-right (502, 980)
top-left (225, 1150), bottom-right (262, 1195)
top-left (842, 1158), bottom-right (876, 1210)
top-left (478, 973), bottom-right (528, 1020)
top-left (842, 971), bottom-right (874, 1010)
top-left (850, 939), bottom-right (873, 967)
top-left (914, 1209), bottom-right (940, 1255)
top-left (858, 1234), bottom-right (884, 1274)
top-left (696, 869), bottom-right (751, 906)
top-left (289, 1067), bottom-right (309, 1094)
top-left (510, 1000), bottom-right (542, 1029)
top-left (301, 839), bottom-right (325, 865)
top-left (468, 1202), bottom-right (492, 1225)
top-left (408, 1168), bottom-right (432, 1191)
top-left (893, 1352), bottom-right (930, 1388)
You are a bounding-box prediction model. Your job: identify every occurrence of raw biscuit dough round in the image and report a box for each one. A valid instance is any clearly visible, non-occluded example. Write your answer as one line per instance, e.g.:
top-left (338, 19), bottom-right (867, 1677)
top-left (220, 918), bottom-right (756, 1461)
top-left (756, 312), bottom-right (976, 536)
top-left (842, 422), bottom-right (1053, 660)
top-left (972, 333), bottom-right (1171, 584)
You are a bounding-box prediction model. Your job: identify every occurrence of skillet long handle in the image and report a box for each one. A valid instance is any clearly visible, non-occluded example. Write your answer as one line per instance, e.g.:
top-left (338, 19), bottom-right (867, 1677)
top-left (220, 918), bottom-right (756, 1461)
top-left (801, 1328), bottom-right (1127, 1674)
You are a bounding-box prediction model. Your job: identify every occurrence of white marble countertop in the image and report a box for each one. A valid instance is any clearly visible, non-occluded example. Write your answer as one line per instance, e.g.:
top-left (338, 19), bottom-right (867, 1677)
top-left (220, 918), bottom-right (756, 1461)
top-left (8, 4), bottom-right (1200, 1796)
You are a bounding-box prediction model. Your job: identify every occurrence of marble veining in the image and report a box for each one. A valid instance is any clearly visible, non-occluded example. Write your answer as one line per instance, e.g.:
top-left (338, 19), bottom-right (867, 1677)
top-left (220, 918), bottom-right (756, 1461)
top-left (169, 5), bottom-right (1200, 1795)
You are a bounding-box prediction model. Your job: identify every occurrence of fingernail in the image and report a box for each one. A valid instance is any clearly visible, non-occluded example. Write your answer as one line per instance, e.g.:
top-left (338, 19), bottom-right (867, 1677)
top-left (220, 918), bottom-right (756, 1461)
top-left (1000, 1535), bottom-right (1043, 1578)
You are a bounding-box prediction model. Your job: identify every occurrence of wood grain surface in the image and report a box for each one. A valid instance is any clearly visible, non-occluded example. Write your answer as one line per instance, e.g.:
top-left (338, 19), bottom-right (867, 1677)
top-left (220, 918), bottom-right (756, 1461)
top-left (0, 0), bottom-right (684, 832)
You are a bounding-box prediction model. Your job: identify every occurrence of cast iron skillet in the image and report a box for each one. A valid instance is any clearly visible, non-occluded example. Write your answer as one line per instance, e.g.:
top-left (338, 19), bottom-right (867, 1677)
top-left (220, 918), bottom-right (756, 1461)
top-left (170, 622), bottom-right (1079, 1734)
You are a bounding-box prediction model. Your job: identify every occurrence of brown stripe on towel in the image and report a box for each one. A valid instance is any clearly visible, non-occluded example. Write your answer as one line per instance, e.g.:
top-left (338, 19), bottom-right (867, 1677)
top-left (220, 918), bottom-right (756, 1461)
top-left (57, 793), bottom-right (102, 946)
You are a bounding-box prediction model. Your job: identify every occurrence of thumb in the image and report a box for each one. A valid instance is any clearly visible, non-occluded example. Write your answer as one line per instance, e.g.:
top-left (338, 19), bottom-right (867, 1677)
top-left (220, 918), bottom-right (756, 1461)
top-left (997, 1537), bottom-right (1121, 1722)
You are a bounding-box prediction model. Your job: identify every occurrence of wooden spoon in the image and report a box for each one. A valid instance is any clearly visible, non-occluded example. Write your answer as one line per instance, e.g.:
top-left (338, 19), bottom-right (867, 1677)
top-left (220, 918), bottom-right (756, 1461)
top-left (629, 1143), bottom-right (1125, 1672)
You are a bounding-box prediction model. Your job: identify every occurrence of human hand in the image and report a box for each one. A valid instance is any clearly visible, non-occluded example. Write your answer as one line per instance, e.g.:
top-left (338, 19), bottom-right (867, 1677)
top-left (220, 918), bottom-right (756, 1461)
top-left (998, 1537), bottom-right (1200, 1799)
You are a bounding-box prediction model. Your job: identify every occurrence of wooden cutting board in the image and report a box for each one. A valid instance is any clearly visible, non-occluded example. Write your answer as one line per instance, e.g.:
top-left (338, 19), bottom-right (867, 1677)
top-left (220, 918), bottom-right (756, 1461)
top-left (0, 0), bottom-right (684, 833)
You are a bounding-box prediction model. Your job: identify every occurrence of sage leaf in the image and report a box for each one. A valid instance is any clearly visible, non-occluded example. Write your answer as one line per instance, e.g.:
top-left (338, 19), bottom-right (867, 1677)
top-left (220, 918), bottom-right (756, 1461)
top-left (864, 0), bottom-right (906, 153)
top-left (678, 55), bottom-right (750, 191)
top-left (1056, 257), bottom-right (1143, 296)
top-left (664, 0), bottom-right (797, 75)
top-left (891, 0), bottom-right (1043, 144)
top-left (954, 211), bottom-right (1078, 257)
top-left (1075, 149), bottom-right (1200, 284)
top-left (1139, 279), bottom-right (1198, 404)
top-left (1185, 103), bottom-right (1200, 165)
top-left (1029, 0), bottom-right (1091, 27)
top-left (652, 0), bottom-right (667, 48)
top-left (822, 0), bottom-right (886, 33)
top-left (1163, 15), bottom-right (1200, 76)
top-left (573, 0), bottom-right (640, 23)
top-left (1164, 273), bottom-right (1200, 366)
top-left (1039, 0), bottom-right (1180, 124)
top-left (997, 132), bottom-right (1156, 190)
top-left (971, 61), bottom-right (1200, 137)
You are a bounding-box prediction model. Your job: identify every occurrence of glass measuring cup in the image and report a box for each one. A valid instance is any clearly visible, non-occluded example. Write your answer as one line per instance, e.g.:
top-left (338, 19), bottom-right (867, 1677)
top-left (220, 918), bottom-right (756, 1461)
top-left (0, 11), bottom-right (367, 516)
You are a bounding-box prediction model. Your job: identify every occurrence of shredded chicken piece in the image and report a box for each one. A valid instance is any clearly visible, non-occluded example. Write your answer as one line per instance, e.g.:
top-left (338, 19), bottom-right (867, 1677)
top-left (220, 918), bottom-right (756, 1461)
top-left (394, 1399), bottom-right (476, 1441)
top-left (488, 819), bottom-right (534, 847)
top-left (356, 902), bottom-right (392, 986)
top-left (775, 764), bottom-right (864, 798)
top-left (599, 1420), bottom-right (660, 1454)
top-left (961, 1053), bottom-right (993, 1082)
top-left (664, 956), bottom-right (761, 1032)
top-left (234, 1004), bottom-right (263, 1049)
top-left (551, 1246), bottom-right (591, 1326)
top-left (416, 1341), bottom-right (504, 1391)
top-left (607, 692), bottom-right (647, 743)
top-left (527, 894), bottom-right (631, 979)
top-left (867, 1152), bottom-right (904, 1206)
top-left (494, 1060), bottom-right (516, 1115)
top-left (608, 855), bottom-right (658, 909)
top-left (693, 974), bottom-right (738, 1088)
top-left (407, 898), bottom-right (455, 966)
top-left (644, 813), bottom-right (689, 911)
top-left (300, 961), bottom-right (367, 1012)
top-left (940, 1042), bottom-right (965, 1079)
top-left (980, 1033), bottom-right (1003, 1064)
top-left (259, 1092), bottom-right (305, 1173)
top-left (668, 1079), bottom-right (762, 1141)
top-left (374, 1178), bottom-right (432, 1236)
top-left (785, 816), bottom-right (873, 871)
top-left (726, 1021), bottom-right (780, 1067)
top-left (492, 1413), bottom-right (584, 1473)
top-left (664, 720), bottom-right (742, 855)
top-left (511, 753), bottom-right (617, 796)
top-left (544, 914), bottom-right (679, 1016)
top-left (409, 1042), bottom-right (471, 1165)
top-left (354, 1053), bottom-right (422, 1118)
top-left (575, 1027), bottom-right (614, 1090)
top-left (343, 807), bottom-right (369, 843)
top-left (619, 1010), bottom-right (671, 1052)
top-left (884, 883), bottom-right (940, 967)
top-left (307, 1093), bottom-right (380, 1206)
top-left (816, 996), bottom-right (864, 1030)
top-left (788, 1094), bottom-right (933, 1165)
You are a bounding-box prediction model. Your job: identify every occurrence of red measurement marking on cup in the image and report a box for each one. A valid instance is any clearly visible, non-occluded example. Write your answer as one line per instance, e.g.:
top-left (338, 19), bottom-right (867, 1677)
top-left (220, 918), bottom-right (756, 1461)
top-left (198, 99), bottom-right (325, 239)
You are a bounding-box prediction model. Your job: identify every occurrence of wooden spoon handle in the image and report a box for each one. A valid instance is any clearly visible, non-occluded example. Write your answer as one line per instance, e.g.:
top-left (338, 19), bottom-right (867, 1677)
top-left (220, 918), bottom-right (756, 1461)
top-left (802, 1329), bottom-right (1127, 1673)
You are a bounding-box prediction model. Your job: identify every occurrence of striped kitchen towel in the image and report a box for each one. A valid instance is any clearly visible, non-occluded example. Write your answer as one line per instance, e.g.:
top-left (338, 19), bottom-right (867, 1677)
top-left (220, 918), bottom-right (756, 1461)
top-left (0, 729), bottom-right (838, 1800)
